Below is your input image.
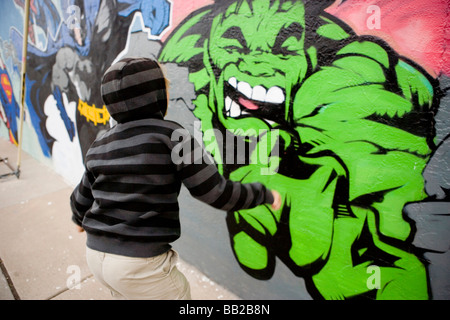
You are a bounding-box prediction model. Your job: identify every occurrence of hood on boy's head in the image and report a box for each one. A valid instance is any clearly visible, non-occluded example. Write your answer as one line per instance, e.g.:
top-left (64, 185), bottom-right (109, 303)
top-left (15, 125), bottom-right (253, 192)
top-left (101, 57), bottom-right (168, 123)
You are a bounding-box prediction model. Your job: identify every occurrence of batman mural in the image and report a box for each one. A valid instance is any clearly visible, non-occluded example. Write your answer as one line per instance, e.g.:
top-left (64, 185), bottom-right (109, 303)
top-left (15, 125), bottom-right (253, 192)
top-left (10, 0), bottom-right (170, 158)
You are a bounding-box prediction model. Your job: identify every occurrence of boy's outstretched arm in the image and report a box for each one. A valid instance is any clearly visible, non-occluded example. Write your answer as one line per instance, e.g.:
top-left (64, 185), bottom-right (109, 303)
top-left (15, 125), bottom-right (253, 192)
top-left (174, 132), bottom-right (279, 211)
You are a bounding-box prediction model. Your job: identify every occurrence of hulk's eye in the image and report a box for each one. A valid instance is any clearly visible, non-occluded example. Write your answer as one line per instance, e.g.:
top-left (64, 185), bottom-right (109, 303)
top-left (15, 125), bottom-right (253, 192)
top-left (272, 22), bottom-right (303, 56)
top-left (220, 26), bottom-right (249, 54)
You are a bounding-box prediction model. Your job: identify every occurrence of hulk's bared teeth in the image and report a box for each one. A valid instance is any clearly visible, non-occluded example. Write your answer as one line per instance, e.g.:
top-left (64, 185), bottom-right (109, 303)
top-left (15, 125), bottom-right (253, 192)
top-left (266, 86), bottom-right (284, 104)
top-left (252, 85), bottom-right (266, 101)
top-left (227, 77), bottom-right (285, 104)
top-left (230, 100), bottom-right (241, 117)
top-left (225, 96), bottom-right (241, 117)
top-left (237, 81), bottom-right (252, 99)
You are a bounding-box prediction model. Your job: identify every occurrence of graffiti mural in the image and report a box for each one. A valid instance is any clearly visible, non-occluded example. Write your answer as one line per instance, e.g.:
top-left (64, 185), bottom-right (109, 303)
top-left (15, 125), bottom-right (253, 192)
top-left (0, 0), bottom-right (448, 299)
top-left (159, 0), bottom-right (449, 299)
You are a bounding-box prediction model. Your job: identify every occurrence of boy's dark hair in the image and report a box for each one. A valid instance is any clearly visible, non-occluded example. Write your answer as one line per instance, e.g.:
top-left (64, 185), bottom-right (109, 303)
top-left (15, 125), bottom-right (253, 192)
top-left (101, 57), bottom-right (168, 123)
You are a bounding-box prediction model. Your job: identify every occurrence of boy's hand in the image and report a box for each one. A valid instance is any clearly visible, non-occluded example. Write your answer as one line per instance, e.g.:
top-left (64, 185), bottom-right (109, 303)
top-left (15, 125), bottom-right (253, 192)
top-left (271, 190), bottom-right (282, 210)
top-left (76, 225), bottom-right (84, 233)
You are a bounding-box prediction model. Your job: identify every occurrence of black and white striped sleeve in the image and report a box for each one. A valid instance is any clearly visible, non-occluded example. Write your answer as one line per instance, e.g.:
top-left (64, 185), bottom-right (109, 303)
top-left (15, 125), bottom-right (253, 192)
top-left (175, 133), bottom-right (274, 211)
top-left (70, 168), bottom-right (95, 226)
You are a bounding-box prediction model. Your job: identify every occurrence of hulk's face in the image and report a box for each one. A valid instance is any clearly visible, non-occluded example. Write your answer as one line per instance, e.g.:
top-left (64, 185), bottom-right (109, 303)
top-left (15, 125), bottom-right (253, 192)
top-left (208, 0), bottom-right (308, 133)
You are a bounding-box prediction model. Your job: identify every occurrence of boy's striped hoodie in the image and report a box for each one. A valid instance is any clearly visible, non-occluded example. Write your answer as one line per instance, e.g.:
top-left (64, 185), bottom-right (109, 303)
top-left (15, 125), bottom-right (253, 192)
top-left (70, 58), bottom-right (274, 257)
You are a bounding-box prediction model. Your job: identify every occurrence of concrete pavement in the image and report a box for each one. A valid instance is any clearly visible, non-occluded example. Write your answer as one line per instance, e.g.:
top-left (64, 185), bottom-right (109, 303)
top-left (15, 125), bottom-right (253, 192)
top-left (0, 137), bottom-right (239, 300)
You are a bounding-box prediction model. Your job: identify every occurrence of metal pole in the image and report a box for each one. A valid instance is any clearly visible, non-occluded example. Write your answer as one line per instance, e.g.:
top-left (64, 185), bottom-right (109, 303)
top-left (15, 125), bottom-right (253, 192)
top-left (16, 0), bottom-right (31, 178)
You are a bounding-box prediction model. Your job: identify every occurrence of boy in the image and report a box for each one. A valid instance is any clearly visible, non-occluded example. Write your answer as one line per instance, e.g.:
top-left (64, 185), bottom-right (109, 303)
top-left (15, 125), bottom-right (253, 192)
top-left (70, 57), bottom-right (281, 300)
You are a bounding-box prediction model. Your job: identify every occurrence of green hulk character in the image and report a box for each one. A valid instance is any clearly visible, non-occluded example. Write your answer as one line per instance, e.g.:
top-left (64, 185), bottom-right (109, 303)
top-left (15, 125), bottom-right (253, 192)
top-left (160, 0), bottom-right (439, 299)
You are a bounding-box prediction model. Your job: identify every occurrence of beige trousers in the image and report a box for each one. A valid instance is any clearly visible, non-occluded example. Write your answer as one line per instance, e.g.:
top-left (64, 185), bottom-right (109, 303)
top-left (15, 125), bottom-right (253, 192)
top-left (86, 247), bottom-right (191, 300)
